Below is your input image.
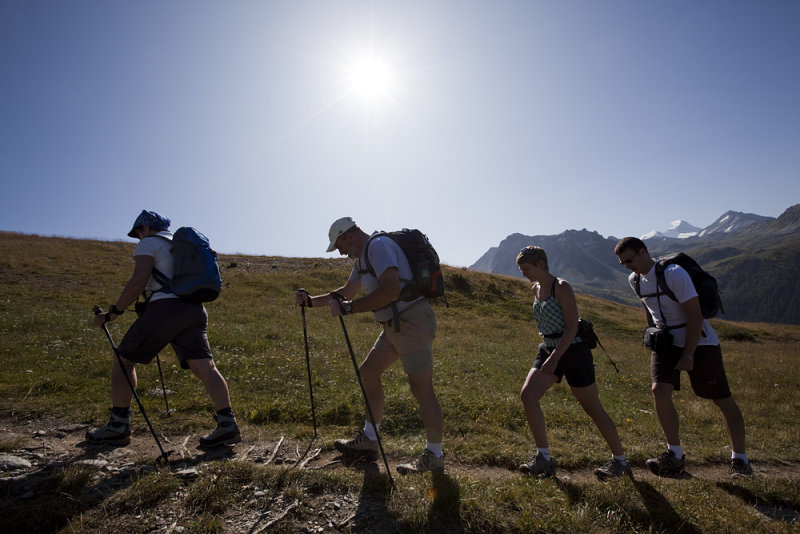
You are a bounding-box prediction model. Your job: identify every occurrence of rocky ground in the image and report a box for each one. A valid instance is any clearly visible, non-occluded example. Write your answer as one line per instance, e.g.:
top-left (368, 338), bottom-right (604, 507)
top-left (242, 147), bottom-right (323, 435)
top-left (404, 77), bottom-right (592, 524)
top-left (2, 411), bottom-right (799, 533)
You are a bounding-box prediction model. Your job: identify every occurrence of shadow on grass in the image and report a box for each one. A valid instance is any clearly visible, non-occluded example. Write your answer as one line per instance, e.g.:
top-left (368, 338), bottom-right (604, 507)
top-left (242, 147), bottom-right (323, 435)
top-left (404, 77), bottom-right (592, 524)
top-left (334, 454), bottom-right (463, 532)
top-left (554, 476), bottom-right (701, 533)
top-left (428, 470), bottom-right (463, 533)
top-left (1, 441), bottom-right (144, 533)
top-left (717, 481), bottom-right (800, 524)
top-left (632, 479), bottom-right (702, 533)
top-left (339, 455), bottom-right (400, 532)
top-left (0, 437), bottom-right (243, 534)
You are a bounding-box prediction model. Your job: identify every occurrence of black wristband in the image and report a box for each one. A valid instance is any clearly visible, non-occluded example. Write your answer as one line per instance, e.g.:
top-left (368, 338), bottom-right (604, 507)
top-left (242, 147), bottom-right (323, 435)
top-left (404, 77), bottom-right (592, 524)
top-left (298, 289), bottom-right (312, 308)
top-left (329, 292), bottom-right (348, 314)
top-left (110, 305), bottom-right (124, 315)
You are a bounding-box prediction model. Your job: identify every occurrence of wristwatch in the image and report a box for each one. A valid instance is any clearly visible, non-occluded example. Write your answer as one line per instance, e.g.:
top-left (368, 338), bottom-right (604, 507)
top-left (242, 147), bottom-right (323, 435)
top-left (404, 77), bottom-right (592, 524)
top-left (344, 302), bottom-right (353, 314)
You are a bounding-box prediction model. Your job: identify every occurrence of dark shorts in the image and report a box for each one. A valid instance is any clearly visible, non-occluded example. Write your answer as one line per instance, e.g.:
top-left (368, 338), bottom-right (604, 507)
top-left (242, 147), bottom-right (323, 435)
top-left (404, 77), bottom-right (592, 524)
top-left (533, 341), bottom-right (596, 388)
top-left (651, 344), bottom-right (731, 399)
top-left (117, 298), bottom-right (213, 370)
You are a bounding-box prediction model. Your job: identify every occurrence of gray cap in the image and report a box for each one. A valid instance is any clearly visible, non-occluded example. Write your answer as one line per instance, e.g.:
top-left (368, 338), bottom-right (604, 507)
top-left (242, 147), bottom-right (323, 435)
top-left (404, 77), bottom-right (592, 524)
top-left (326, 217), bottom-right (356, 252)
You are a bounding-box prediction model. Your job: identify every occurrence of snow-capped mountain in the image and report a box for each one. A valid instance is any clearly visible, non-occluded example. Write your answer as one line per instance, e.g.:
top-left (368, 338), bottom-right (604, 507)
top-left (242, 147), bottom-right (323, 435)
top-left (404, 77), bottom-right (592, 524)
top-left (469, 204), bottom-right (799, 324)
top-left (641, 220), bottom-right (702, 240)
top-left (698, 210), bottom-right (774, 236)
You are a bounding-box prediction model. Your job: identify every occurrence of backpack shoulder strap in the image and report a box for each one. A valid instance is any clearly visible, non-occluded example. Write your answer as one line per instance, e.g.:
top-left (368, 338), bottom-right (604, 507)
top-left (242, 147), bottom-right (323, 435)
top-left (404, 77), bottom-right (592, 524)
top-left (360, 232), bottom-right (409, 282)
top-left (636, 263), bottom-right (669, 328)
top-left (359, 234), bottom-right (379, 277)
top-left (145, 234), bottom-right (173, 294)
top-left (655, 261), bottom-right (678, 302)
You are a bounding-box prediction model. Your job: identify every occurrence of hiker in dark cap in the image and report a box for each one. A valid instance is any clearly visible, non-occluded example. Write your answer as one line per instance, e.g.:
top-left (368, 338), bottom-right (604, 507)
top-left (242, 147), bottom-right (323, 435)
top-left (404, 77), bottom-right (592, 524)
top-left (87, 210), bottom-right (241, 449)
top-left (126, 210), bottom-right (171, 238)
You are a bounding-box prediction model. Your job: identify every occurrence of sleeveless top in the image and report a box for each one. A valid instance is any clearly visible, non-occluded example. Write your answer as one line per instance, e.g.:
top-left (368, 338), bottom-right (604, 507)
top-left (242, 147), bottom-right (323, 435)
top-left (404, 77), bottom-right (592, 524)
top-left (533, 278), bottom-right (582, 349)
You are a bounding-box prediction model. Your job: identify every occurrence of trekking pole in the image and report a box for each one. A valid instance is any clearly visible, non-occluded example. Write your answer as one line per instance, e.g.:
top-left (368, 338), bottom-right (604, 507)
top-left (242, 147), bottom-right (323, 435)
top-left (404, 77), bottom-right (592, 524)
top-left (93, 307), bottom-right (170, 463)
top-left (154, 354), bottom-right (173, 415)
top-left (334, 308), bottom-right (394, 484)
top-left (299, 293), bottom-right (318, 438)
top-left (595, 338), bottom-right (619, 374)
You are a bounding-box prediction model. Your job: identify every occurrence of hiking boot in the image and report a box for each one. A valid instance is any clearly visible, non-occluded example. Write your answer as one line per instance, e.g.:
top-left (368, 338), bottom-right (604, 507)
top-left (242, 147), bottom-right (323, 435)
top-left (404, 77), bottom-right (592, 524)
top-left (519, 451), bottom-right (556, 478)
top-left (595, 458), bottom-right (633, 481)
top-left (334, 431), bottom-right (379, 459)
top-left (646, 450), bottom-right (685, 477)
top-left (198, 413), bottom-right (241, 449)
top-left (730, 458), bottom-right (753, 478)
top-left (396, 449), bottom-right (445, 475)
top-left (86, 410), bottom-right (131, 446)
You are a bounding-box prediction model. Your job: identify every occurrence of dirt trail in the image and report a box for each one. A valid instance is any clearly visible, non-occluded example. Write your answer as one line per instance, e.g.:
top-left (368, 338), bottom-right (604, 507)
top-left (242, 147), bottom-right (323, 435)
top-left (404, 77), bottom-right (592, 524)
top-left (2, 412), bottom-right (799, 532)
top-left (3, 412), bottom-right (798, 482)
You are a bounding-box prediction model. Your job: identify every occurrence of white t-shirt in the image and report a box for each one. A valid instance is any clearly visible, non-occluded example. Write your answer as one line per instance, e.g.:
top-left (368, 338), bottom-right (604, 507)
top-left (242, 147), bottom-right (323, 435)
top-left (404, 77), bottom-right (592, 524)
top-left (134, 231), bottom-right (179, 302)
top-left (629, 262), bottom-right (719, 347)
top-left (348, 233), bottom-right (421, 322)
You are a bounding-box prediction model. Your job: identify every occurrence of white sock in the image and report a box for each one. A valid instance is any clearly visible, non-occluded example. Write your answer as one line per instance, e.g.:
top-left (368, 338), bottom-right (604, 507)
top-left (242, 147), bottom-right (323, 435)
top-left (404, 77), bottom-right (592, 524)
top-left (426, 442), bottom-right (443, 458)
top-left (613, 453), bottom-right (628, 464)
top-left (363, 421), bottom-right (379, 441)
top-left (732, 451), bottom-right (748, 463)
top-left (668, 444), bottom-right (684, 459)
top-left (537, 447), bottom-right (552, 461)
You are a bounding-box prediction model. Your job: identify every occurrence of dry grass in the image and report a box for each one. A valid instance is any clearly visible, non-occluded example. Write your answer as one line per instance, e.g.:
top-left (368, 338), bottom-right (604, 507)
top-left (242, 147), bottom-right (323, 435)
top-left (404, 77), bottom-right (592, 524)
top-left (1, 231), bottom-right (799, 533)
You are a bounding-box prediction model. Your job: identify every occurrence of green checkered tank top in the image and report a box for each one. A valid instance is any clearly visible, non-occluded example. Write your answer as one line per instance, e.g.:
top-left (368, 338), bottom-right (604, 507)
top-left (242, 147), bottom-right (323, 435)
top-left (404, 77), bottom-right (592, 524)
top-left (533, 278), bottom-right (581, 348)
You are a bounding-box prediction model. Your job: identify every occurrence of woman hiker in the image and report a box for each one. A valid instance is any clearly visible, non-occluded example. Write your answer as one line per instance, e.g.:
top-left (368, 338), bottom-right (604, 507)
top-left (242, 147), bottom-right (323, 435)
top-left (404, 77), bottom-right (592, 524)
top-left (516, 246), bottom-right (631, 480)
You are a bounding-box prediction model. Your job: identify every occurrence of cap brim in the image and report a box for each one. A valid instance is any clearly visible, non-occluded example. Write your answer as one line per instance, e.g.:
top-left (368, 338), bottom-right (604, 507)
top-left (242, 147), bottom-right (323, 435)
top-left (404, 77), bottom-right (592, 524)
top-left (326, 241), bottom-right (337, 252)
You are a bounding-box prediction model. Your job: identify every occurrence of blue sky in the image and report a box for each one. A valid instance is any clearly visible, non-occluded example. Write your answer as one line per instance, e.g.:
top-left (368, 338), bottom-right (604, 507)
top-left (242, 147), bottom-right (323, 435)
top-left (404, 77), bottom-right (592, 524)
top-left (2, 1), bottom-right (798, 267)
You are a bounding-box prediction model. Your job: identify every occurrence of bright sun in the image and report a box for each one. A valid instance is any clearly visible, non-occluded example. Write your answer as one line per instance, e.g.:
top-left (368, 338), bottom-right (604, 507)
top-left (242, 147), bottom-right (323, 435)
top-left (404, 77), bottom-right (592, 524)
top-left (345, 53), bottom-right (394, 102)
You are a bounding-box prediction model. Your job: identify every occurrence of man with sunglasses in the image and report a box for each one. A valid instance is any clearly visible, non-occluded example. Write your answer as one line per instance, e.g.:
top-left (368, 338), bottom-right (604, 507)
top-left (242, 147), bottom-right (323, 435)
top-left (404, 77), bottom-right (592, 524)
top-left (614, 237), bottom-right (751, 478)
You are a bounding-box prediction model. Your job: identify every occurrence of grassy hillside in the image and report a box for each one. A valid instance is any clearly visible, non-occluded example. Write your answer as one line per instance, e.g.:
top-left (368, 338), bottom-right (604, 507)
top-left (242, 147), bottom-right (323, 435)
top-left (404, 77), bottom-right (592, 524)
top-left (1, 231), bottom-right (799, 533)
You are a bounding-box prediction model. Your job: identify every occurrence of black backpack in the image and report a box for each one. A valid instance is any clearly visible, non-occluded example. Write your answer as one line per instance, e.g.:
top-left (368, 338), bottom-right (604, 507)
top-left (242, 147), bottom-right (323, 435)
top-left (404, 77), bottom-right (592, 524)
top-left (151, 227), bottom-right (222, 303)
top-left (577, 317), bottom-right (619, 373)
top-left (361, 229), bottom-right (447, 305)
top-left (634, 252), bottom-right (723, 320)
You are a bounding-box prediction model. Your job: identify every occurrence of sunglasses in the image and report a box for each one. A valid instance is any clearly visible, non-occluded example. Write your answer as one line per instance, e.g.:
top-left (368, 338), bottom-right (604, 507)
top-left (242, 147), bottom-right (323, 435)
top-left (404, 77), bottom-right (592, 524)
top-left (619, 249), bottom-right (640, 265)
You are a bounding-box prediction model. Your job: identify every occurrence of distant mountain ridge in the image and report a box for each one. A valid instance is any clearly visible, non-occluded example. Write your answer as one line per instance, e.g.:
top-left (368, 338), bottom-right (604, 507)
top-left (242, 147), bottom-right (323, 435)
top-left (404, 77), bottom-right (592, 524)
top-left (641, 211), bottom-right (774, 239)
top-left (469, 204), bottom-right (800, 324)
top-left (642, 219), bottom-right (702, 239)
top-left (699, 210), bottom-right (774, 236)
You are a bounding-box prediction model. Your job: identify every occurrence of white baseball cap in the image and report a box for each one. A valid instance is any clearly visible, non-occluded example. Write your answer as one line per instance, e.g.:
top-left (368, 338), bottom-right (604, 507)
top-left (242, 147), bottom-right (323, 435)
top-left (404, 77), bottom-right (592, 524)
top-left (326, 217), bottom-right (356, 252)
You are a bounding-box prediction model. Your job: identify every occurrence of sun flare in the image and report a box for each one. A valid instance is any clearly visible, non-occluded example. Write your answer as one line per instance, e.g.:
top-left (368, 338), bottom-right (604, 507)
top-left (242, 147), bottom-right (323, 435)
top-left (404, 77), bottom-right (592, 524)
top-left (345, 53), bottom-right (395, 102)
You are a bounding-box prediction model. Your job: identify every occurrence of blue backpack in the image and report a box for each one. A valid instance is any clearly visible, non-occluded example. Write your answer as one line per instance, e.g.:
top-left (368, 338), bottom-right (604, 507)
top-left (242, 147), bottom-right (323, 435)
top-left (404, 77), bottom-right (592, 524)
top-left (151, 227), bottom-right (222, 303)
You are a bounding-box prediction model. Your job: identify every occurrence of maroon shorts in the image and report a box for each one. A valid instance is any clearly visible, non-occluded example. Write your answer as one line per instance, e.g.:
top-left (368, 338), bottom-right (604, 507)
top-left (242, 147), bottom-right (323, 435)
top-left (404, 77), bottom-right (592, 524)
top-left (117, 298), bottom-right (213, 369)
top-left (651, 344), bottom-right (731, 399)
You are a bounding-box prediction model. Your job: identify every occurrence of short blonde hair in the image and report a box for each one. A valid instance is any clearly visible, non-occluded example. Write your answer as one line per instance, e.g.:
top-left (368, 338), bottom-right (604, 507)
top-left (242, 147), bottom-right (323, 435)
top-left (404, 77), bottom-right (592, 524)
top-left (516, 246), bottom-right (549, 271)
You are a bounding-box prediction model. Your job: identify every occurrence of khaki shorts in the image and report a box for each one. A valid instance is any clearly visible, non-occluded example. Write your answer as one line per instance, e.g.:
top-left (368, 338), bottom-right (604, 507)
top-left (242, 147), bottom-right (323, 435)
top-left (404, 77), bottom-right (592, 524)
top-left (372, 301), bottom-right (437, 375)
